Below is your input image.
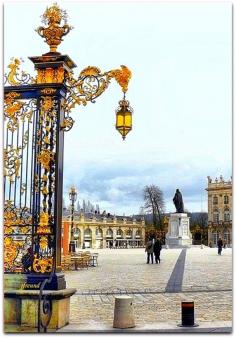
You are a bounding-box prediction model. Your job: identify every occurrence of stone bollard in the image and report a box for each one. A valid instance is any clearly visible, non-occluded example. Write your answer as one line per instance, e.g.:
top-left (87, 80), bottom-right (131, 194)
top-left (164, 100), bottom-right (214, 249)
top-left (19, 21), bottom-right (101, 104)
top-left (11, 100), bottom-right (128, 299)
top-left (113, 296), bottom-right (135, 329)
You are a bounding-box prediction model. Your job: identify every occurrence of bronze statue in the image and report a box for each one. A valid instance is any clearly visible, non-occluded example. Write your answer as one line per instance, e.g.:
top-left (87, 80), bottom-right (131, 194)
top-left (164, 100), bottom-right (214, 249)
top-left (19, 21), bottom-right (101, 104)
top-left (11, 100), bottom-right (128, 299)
top-left (173, 189), bottom-right (184, 213)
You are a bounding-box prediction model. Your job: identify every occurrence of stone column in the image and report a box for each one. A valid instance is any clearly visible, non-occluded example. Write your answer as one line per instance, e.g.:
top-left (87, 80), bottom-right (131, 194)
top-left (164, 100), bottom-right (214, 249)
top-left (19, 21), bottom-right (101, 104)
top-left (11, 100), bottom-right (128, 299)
top-left (91, 227), bottom-right (96, 249)
top-left (80, 226), bottom-right (84, 249)
top-left (102, 228), bottom-right (107, 248)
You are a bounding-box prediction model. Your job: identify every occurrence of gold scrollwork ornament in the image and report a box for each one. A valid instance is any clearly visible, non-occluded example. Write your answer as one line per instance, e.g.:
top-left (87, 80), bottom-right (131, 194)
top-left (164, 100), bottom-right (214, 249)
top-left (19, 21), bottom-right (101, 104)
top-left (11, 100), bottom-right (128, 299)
top-left (37, 149), bottom-right (54, 171)
top-left (33, 256), bottom-right (53, 273)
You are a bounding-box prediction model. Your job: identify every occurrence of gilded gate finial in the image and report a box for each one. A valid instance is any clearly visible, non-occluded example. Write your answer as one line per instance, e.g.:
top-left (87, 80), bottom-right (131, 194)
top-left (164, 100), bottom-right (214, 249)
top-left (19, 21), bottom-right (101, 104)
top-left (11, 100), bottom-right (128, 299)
top-left (36, 3), bottom-right (72, 53)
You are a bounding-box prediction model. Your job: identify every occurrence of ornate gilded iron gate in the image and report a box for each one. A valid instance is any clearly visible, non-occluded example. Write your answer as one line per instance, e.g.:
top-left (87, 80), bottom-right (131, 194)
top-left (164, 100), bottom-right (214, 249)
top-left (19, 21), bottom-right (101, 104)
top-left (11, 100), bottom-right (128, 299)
top-left (4, 81), bottom-right (66, 284)
top-left (4, 3), bottom-right (133, 292)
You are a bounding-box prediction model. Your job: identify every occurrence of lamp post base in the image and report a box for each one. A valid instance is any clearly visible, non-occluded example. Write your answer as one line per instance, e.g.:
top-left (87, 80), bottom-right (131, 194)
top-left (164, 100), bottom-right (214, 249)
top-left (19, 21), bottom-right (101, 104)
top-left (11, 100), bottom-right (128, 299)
top-left (69, 241), bottom-right (76, 253)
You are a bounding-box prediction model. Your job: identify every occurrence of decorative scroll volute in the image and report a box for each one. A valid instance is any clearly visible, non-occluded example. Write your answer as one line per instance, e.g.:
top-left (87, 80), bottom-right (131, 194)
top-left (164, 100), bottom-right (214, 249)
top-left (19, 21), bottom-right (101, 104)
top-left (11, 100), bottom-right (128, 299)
top-left (4, 58), bottom-right (35, 86)
top-left (33, 256), bottom-right (53, 273)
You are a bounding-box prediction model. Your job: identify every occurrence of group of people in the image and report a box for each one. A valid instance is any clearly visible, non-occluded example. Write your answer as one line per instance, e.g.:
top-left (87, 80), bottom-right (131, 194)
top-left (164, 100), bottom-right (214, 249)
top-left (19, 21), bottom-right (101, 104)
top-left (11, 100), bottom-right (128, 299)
top-left (145, 237), bottom-right (162, 264)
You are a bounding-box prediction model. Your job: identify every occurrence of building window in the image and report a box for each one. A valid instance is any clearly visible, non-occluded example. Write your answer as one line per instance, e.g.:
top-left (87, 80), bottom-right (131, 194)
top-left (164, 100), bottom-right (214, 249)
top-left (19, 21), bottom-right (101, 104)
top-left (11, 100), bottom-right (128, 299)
top-left (116, 229), bottom-right (123, 237)
top-left (213, 196), bottom-right (218, 205)
top-left (84, 228), bottom-right (92, 237)
top-left (213, 211), bottom-right (219, 223)
top-left (135, 230), bottom-right (141, 238)
top-left (212, 232), bottom-right (219, 246)
top-left (224, 209), bottom-right (230, 222)
top-left (106, 228), bottom-right (113, 237)
top-left (224, 195), bottom-right (229, 204)
top-left (96, 228), bottom-right (102, 238)
top-left (126, 229), bottom-right (132, 237)
top-left (223, 231), bottom-right (230, 244)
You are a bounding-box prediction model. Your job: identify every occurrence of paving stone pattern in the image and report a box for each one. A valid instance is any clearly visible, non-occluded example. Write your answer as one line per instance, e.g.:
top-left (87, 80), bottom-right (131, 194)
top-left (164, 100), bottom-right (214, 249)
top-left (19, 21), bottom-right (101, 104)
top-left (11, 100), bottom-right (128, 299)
top-left (65, 247), bottom-right (232, 328)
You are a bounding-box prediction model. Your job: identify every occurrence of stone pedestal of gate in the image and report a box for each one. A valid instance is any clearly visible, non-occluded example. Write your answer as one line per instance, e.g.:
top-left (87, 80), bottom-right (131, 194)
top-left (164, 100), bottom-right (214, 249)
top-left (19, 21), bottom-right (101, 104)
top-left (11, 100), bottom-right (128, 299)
top-left (4, 284), bottom-right (76, 330)
top-left (166, 213), bottom-right (192, 247)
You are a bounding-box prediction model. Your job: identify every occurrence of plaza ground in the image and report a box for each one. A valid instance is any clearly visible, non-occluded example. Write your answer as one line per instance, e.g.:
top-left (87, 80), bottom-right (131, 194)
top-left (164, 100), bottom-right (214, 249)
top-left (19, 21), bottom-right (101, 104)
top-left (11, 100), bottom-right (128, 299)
top-left (59, 246), bottom-right (232, 332)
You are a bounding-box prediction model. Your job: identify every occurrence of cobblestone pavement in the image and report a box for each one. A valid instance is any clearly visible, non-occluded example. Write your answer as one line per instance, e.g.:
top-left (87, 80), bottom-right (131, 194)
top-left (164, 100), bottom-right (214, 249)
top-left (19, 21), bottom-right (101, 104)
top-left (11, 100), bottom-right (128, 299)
top-left (65, 247), bottom-right (232, 328)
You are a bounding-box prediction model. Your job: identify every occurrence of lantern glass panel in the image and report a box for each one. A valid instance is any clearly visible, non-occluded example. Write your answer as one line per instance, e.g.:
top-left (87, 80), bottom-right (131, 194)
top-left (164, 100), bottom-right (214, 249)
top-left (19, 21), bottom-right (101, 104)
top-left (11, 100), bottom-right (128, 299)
top-left (125, 113), bottom-right (132, 128)
top-left (116, 113), bottom-right (124, 127)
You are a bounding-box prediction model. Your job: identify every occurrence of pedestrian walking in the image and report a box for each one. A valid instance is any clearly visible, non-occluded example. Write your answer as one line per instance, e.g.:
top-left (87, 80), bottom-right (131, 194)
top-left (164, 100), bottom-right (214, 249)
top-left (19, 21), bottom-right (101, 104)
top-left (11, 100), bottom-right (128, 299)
top-left (145, 238), bottom-right (154, 264)
top-left (217, 237), bottom-right (223, 255)
top-left (153, 237), bottom-right (162, 263)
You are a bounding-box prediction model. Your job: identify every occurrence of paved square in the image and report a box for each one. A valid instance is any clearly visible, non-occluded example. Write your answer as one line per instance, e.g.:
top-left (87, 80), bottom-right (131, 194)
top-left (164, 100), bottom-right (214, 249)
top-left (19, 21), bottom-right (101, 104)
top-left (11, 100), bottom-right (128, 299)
top-left (64, 247), bottom-right (232, 330)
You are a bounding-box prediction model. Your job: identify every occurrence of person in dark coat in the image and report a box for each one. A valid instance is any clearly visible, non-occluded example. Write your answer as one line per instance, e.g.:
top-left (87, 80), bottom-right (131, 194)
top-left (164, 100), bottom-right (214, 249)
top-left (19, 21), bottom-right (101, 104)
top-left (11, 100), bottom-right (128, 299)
top-left (153, 237), bottom-right (162, 263)
top-left (145, 238), bottom-right (154, 264)
top-left (217, 237), bottom-right (223, 255)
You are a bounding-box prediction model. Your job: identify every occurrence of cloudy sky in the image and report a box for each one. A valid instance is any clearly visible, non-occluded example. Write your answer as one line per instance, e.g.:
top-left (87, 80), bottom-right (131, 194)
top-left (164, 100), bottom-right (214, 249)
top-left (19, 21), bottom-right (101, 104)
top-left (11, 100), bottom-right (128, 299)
top-left (4, 1), bottom-right (232, 215)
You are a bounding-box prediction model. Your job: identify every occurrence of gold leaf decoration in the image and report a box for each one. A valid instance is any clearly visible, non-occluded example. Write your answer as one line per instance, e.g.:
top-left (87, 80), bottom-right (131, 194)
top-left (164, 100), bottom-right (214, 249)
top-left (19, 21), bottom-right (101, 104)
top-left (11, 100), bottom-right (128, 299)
top-left (33, 256), bottom-right (53, 273)
top-left (37, 149), bottom-right (54, 171)
top-left (108, 65), bottom-right (132, 93)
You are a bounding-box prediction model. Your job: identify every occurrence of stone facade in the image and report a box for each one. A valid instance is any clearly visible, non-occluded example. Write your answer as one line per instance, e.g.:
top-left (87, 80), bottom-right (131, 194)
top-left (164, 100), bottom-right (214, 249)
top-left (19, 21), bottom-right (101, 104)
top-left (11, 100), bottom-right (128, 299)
top-left (62, 213), bottom-right (145, 254)
top-left (206, 175), bottom-right (232, 247)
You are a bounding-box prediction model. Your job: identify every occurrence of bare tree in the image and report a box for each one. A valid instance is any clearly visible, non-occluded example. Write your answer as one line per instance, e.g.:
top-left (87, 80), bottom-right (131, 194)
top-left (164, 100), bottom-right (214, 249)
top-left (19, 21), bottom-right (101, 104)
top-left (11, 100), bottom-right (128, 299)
top-left (143, 185), bottom-right (165, 229)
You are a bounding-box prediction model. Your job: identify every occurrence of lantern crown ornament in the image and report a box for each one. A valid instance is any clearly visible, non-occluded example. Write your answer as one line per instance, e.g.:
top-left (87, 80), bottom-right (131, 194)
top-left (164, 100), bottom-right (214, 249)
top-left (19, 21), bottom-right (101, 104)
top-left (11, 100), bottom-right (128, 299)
top-left (36, 2), bottom-right (72, 54)
top-left (69, 186), bottom-right (77, 202)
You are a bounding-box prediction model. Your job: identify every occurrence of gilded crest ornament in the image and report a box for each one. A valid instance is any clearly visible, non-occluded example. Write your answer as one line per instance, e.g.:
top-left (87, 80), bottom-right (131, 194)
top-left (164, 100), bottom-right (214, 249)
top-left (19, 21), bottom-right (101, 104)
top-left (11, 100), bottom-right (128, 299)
top-left (36, 3), bottom-right (72, 53)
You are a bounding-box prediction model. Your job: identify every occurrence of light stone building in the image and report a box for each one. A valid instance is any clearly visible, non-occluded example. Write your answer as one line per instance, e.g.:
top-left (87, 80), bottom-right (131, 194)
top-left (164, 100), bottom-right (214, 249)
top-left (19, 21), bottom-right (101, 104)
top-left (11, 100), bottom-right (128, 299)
top-left (206, 175), bottom-right (232, 247)
top-left (62, 212), bottom-right (145, 253)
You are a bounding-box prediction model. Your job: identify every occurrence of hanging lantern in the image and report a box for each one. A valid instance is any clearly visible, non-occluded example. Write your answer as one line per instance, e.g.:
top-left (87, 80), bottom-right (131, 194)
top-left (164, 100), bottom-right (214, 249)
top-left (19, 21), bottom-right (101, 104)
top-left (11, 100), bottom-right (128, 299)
top-left (115, 95), bottom-right (133, 140)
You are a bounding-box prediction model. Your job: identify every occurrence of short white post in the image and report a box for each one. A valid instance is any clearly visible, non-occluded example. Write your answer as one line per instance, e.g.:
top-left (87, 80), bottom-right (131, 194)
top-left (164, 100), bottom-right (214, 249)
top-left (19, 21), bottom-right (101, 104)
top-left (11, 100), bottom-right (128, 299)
top-left (113, 296), bottom-right (135, 329)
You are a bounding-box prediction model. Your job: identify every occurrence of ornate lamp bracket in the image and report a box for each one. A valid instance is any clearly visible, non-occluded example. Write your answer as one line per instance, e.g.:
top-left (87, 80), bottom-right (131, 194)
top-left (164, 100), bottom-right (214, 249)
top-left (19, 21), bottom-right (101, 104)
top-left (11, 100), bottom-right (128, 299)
top-left (61, 65), bottom-right (132, 132)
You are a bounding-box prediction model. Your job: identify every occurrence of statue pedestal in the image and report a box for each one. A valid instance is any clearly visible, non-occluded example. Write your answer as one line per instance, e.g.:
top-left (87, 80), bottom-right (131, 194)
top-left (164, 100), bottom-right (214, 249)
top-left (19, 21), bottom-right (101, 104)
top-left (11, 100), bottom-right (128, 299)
top-left (166, 213), bottom-right (192, 247)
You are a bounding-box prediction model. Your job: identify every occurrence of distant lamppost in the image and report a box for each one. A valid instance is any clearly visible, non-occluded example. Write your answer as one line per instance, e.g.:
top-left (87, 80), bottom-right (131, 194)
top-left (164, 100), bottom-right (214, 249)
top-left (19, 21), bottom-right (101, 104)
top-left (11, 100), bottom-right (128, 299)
top-left (69, 186), bottom-right (77, 252)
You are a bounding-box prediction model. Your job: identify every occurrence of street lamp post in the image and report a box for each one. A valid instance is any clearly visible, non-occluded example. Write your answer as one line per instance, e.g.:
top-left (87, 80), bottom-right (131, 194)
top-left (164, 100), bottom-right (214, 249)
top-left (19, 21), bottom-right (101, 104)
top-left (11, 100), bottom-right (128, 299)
top-left (69, 186), bottom-right (77, 253)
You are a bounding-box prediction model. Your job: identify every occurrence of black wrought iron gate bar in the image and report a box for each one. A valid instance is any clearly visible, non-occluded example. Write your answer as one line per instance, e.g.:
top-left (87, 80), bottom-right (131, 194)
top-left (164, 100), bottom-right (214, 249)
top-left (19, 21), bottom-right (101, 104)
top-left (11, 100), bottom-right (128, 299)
top-left (4, 83), bottom-right (66, 275)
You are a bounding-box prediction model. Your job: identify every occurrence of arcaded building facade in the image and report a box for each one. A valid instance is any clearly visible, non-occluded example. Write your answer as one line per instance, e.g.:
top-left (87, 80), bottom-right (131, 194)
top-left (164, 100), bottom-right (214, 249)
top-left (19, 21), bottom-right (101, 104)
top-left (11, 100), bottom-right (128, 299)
top-left (206, 175), bottom-right (232, 247)
top-left (62, 212), bottom-right (146, 254)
